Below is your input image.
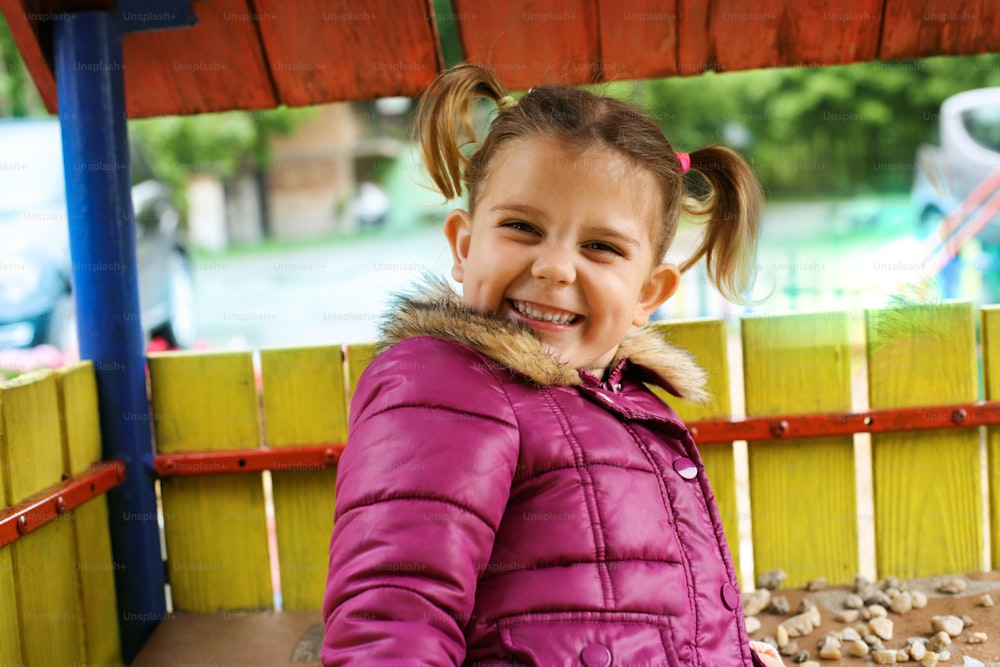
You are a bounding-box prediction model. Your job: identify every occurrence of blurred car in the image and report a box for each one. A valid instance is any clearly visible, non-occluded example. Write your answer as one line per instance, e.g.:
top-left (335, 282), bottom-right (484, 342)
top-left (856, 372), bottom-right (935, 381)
top-left (912, 87), bottom-right (1000, 300)
top-left (0, 119), bottom-right (195, 352)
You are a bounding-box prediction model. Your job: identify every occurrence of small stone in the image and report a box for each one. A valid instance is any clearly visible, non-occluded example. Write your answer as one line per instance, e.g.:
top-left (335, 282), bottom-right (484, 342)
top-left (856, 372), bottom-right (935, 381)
top-left (931, 615), bottom-right (964, 637)
top-left (964, 656), bottom-right (986, 667)
top-left (854, 573), bottom-right (872, 592)
top-left (911, 590), bottom-right (928, 609)
top-left (845, 639), bottom-right (870, 657)
top-left (743, 589), bottom-right (771, 617)
top-left (937, 577), bottom-right (967, 594)
top-left (793, 651), bottom-right (810, 664)
top-left (758, 568), bottom-right (787, 591)
top-left (834, 609), bottom-right (860, 623)
top-left (872, 649), bottom-right (897, 664)
top-left (841, 627), bottom-right (862, 642)
top-left (978, 594), bottom-right (994, 607)
top-left (845, 594), bottom-right (865, 609)
top-left (870, 616), bottom-right (894, 641)
top-left (968, 631), bottom-right (988, 644)
top-left (866, 590), bottom-right (893, 607)
top-left (865, 634), bottom-right (884, 649)
top-left (800, 661), bottom-right (819, 667)
top-left (858, 582), bottom-right (881, 602)
top-left (907, 640), bottom-right (927, 661)
top-left (927, 631), bottom-right (951, 652)
top-left (775, 624), bottom-right (789, 648)
top-left (961, 613), bottom-right (975, 627)
top-left (937, 649), bottom-right (950, 662)
top-left (762, 637), bottom-right (779, 651)
top-left (882, 576), bottom-right (901, 591)
top-left (780, 640), bottom-right (800, 657)
top-left (868, 604), bottom-right (889, 618)
top-left (818, 636), bottom-right (842, 660)
top-left (891, 591), bottom-right (913, 615)
top-left (806, 578), bottom-right (827, 592)
top-left (920, 652), bottom-right (938, 667)
top-left (895, 649), bottom-right (909, 662)
top-left (798, 597), bottom-right (818, 615)
top-left (770, 595), bottom-right (791, 615)
top-left (780, 611), bottom-right (818, 638)
top-left (745, 616), bottom-right (761, 634)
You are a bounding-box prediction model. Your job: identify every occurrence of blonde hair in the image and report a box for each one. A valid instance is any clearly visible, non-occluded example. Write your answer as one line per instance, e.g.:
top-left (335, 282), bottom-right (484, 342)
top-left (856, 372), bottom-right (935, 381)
top-left (415, 64), bottom-right (763, 303)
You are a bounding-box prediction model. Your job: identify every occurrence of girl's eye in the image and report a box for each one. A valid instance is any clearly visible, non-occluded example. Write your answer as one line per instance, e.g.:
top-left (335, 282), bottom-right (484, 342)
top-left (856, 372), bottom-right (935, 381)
top-left (501, 221), bottom-right (538, 234)
top-left (584, 242), bottom-right (624, 256)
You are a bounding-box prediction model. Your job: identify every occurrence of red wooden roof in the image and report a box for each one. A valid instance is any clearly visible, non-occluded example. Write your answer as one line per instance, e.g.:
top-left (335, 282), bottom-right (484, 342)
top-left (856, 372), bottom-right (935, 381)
top-left (2, 0), bottom-right (999, 118)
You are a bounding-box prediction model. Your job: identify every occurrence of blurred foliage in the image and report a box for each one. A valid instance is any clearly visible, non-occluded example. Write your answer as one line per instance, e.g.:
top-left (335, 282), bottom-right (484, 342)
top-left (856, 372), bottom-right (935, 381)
top-left (432, 0), bottom-right (465, 68)
top-left (128, 106), bottom-right (317, 210)
top-left (4, 10), bottom-right (1000, 201)
top-left (0, 15), bottom-right (44, 116)
top-left (644, 55), bottom-right (1000, 197)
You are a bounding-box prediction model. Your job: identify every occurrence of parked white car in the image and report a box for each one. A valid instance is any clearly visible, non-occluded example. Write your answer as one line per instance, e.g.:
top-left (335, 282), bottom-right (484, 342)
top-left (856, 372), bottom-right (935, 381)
top-left (0, 119), bottom-right (196, 352)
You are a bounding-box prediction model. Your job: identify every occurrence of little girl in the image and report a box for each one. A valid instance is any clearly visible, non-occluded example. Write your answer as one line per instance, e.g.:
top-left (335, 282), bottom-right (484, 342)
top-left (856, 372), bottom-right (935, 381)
top-left (323, 64), bottom-right (782, 667)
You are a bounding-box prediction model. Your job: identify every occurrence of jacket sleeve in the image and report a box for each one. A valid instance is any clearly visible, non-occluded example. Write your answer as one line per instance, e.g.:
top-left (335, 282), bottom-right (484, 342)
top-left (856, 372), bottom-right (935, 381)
top-left (322, 339), bottom-right (520, 666)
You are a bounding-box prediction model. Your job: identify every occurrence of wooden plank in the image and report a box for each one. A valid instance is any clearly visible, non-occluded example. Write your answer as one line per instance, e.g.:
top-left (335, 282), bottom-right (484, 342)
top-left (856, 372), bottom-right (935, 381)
top-left (982, 306), bottom-right (1000, 569)
top-left (56, 362), bottom-right (121, 665)
top-left (148, 352), bottom-right (271, 611)
top-left (255, 0), bottom-right (442, 105)
top-left (679, 0), bottom-right (881, 74)
top-left (346, 343), bottom-right (378, 403)
top-left (743, 312), bottom-right (858, 586)
top-left (653, 319), bottom-right (741, 579)
top-left (598, 0), bottom-right (678, 81)
top-left (121, 0), bottom-right (278, 117)
top-left (454, 0), bottom-right (600, 91)
top-left (0, 383), bottom-right (23, 667)
top-left (1, 371), bottom-right (83, 665)
top-left (260, 346), bottom-right (345, 611)
top-left (866, 302), bottom-right (981, 578)
top-left (880, 0), bottom-right (1000, 61)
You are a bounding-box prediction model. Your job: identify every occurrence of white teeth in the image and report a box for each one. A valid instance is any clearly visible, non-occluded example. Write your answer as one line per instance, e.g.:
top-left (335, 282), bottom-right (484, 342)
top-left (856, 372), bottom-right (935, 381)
top-left (513, 300), bottom-right (577, 324)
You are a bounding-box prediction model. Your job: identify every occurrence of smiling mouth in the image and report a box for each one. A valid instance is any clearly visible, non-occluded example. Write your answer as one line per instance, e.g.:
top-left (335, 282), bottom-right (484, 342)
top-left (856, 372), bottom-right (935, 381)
top-left (510, 299), bottom-right (581, 325)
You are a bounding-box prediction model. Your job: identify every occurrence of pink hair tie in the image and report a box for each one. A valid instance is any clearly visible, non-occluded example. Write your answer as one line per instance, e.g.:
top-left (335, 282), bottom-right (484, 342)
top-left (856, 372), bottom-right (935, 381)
top-left (676, 152), bottom-right (691, 174)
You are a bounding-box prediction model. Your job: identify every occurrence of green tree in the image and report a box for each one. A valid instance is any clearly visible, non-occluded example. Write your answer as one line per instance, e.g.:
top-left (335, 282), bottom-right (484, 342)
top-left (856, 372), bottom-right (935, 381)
top-left (0, 15), bottom-right (45, 117)
top-left (644, 54), bottom-right (1000, 198)
top-left (128, 106), bottom-right (317, 211)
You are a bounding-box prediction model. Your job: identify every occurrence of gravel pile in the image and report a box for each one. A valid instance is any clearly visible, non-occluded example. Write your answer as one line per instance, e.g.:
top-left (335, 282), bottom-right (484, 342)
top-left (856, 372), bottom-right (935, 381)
top-left (745, 570), bottom-right (1000, 665)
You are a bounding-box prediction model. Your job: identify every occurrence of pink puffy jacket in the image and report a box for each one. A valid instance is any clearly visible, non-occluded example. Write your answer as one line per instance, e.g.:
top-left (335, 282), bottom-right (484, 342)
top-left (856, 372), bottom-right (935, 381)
top-left (323, 281), bottom-right (757, 666)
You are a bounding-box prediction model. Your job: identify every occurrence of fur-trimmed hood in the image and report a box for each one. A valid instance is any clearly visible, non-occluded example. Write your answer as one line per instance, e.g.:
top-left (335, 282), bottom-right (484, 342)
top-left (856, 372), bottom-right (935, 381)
top-left (378, 277), bottom-right (708, 402)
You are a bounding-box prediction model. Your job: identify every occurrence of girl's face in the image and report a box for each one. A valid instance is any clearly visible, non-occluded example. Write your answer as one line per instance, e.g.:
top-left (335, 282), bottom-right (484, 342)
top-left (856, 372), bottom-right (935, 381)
top-left (445, 136), bottom-right (680, 373)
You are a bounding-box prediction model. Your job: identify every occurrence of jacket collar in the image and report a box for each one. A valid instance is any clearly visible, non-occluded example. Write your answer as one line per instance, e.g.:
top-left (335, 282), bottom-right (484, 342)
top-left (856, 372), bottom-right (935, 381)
top-left (379, 277), bottom-right (708, 402)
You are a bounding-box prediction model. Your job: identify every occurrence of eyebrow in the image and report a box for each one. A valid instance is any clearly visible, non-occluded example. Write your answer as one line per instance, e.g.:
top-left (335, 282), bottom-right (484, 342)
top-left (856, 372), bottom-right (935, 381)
top-left (491, 203), bottom-right (642, 250)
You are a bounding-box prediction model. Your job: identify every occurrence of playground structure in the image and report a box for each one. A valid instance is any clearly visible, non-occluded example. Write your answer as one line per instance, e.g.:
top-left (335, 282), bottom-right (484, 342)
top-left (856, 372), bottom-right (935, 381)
top-left (2, 1), bottom-right (1000, 664)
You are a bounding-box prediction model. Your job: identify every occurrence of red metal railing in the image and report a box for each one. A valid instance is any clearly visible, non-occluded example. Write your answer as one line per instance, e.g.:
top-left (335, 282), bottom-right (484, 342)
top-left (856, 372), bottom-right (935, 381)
top-left (148, 401), bottom-right (1000, 476)
top-left (7, 401), bottom-right (995, 545)
top-left (0, 461), bottom-right (126, 549)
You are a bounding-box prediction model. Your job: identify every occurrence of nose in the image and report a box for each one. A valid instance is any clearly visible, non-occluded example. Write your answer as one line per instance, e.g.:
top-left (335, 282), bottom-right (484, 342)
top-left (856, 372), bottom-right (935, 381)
top-left (531, 245), bottom-right (576, 284)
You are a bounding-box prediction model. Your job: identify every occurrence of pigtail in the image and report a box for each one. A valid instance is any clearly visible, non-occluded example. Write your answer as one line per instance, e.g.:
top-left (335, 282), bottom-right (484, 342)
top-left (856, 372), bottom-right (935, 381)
top-left (415, 64), bottom-right (508, 200)
top-left (678, 145), bottom-right (763, 304)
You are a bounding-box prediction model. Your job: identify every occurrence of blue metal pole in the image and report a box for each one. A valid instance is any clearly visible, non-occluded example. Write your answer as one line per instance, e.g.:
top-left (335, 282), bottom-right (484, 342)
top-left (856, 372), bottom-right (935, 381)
top-left (54, 12), bottom-right (166, 663)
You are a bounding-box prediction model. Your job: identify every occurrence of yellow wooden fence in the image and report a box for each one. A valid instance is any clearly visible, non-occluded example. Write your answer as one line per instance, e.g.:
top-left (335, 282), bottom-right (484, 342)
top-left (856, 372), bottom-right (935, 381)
top-left (2, 303), bottom-right (999, 660)
top-left (0, 363), bottom-right (120, 666)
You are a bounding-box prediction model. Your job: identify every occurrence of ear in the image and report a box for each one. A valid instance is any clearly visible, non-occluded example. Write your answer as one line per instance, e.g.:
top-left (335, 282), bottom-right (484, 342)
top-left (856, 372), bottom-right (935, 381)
top-left (633, 263), bottom-right (680, 326)
top-left (443, 208), bottom-right (473, 283)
